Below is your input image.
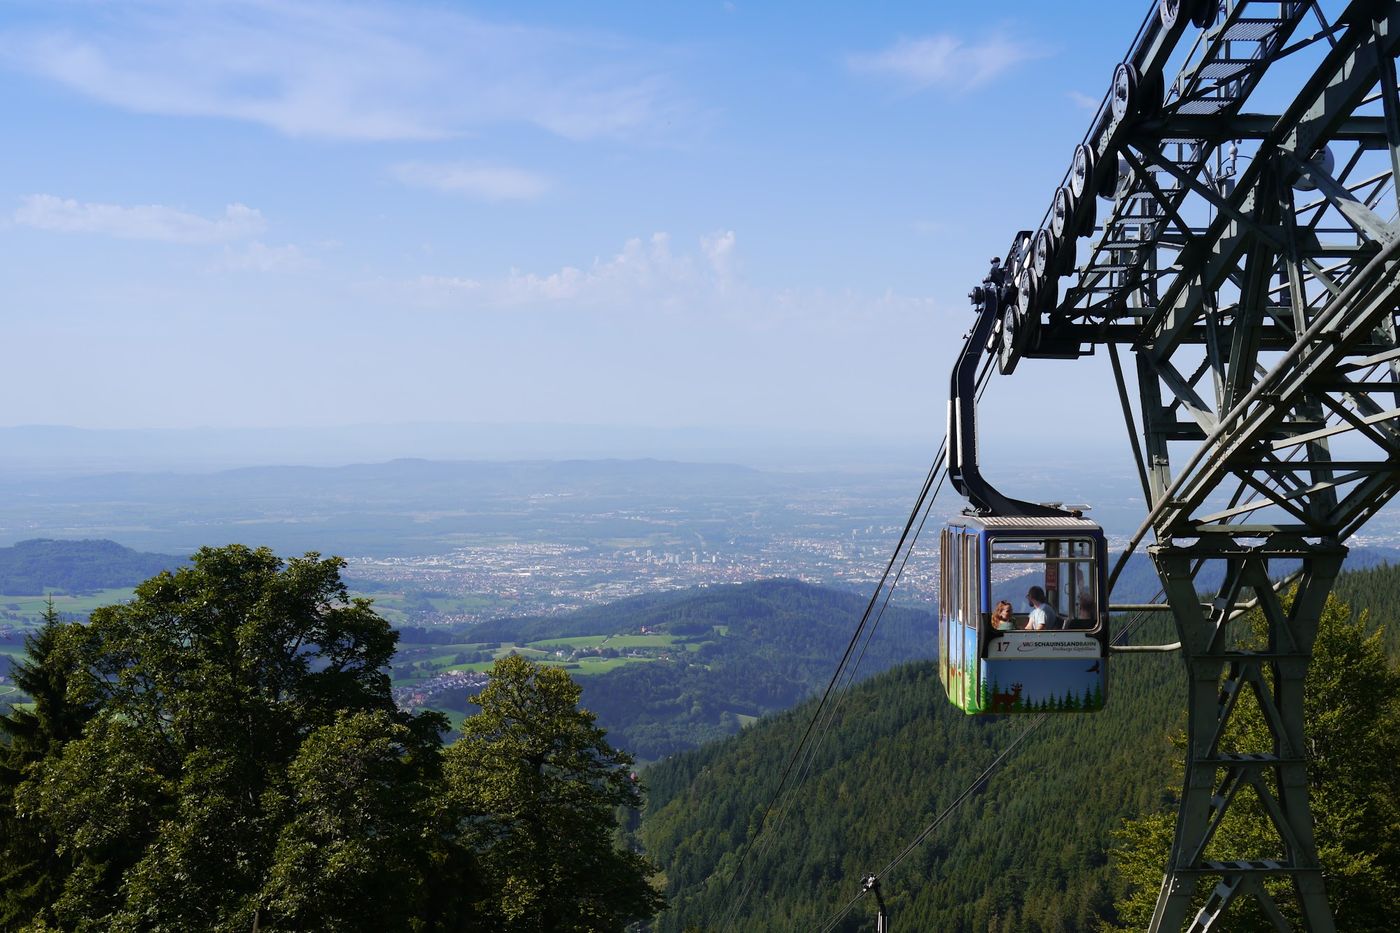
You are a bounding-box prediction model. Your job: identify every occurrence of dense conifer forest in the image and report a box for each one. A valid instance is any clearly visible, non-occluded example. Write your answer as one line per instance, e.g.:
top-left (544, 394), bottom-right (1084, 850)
top-left (638, 560), bottom-right (1400, 931)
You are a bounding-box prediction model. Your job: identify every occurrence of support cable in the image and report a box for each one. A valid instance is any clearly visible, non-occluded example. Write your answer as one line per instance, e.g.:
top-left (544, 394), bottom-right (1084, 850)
top-left (816, 713), bottom-right (1048, 933)
top-left (723, 467), bottom-right (947, 930)
top-left (721, 350), bottom-right (1001, 930)
top-left (802, 353), bottom-right (996, 771)
top-left (812, 430), bottom-right (1313, 932)
top-left (716, 444), bottom-right (945, 931)
top-left (812, 590), bottom-right (1182, 933)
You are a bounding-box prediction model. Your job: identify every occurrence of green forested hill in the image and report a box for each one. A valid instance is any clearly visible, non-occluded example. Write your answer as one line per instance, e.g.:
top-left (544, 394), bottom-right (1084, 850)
top-left (1334, 562), bottom-right (1400, 656)
top-left (639, 560), bottom-right (1400, 931)
top-left (446, 580), bottom-right (934, 761)
top-left (640, 618), bottom-right (1182, 932)
top-left (0, 538), bottom-right (183, 594)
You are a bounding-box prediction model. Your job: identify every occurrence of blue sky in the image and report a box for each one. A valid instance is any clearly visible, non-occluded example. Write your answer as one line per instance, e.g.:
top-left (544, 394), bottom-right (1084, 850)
top-left (0, 0), bottom-right (1146, 443)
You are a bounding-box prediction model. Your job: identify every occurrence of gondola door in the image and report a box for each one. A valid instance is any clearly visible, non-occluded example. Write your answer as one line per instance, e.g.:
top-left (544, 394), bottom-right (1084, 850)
top-left (940, 525), bottom-right (987, 714)
top-left (962, 530), bottom-right (983, 713)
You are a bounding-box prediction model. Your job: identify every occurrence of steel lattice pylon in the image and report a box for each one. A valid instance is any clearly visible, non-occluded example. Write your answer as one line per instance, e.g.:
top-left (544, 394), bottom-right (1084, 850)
top-left (988, 1), bottom-right (1400, 928)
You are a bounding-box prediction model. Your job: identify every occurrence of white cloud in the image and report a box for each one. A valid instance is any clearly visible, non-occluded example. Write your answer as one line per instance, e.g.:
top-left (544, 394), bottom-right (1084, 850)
top-left (416, 275), bottom-right (483, 293)
top-left (1067, 90), bottom-right (1100, 111)
top-left (369, 230), bottom-right (935, 331)
top-left (847, 33), bottom-right (1043, 90)
top-left (13, 195), bottom-right (265, 242)
top-left (362, 233), bottom-right (707, 310)
top-left (0, 1), bottom-right (676, 141)
top-left (700, 229), bottom-right (736, 288)
top-left (216, 241), bottom-right (315, 272)
top-left (390, 162), bottom-right (551, 201)
top-left (495, 232), bottom-right (698, 308)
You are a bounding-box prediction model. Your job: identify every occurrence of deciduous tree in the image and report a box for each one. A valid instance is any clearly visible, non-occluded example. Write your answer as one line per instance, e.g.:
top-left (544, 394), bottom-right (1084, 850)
top-left (445, 654), bottom-right (666, 932)
top-left (7, 545), bottom-right (448, 931)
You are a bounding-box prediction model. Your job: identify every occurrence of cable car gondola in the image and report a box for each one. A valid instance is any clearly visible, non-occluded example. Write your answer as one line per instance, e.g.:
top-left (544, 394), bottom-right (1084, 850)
top-left (939, 255), bottom-right (1108, 715)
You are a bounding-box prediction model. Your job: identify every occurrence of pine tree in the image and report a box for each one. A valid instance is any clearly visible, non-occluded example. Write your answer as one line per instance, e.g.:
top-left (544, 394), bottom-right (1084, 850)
top-left (1109, 591), bottom-right (1400, 930)
top-left (0, 600), bottom-right (94, 928)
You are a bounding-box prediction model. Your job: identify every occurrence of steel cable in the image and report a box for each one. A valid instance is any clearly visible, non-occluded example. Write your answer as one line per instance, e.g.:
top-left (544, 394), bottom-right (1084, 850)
top-left (720, 351), bottom-right (998, 929)
top-left (811, 361), bottom-right (1334, 931)
top-left (716, 446), bottom-right (945, 931)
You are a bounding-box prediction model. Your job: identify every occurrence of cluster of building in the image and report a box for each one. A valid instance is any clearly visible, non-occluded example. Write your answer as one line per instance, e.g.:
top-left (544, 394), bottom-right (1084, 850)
top-left (347, 522), bottom-right (939, 628)
top-left (391, 668), bottom-right (488, 710)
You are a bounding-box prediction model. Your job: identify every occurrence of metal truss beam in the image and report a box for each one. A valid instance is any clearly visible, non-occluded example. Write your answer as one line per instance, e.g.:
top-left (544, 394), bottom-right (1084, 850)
top-left (980, 3), bottom-right (1400, 930)
top-left (1146, 541), bottom-right (1344, 933)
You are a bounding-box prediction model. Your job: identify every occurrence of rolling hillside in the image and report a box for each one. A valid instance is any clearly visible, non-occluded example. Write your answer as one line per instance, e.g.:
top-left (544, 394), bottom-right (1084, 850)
top-left (400, 580), bottom-right (936, 760)
top-left (638, 560), bottom-right (1400, 931)
top-left (0, 539), bottom-right (183, 595)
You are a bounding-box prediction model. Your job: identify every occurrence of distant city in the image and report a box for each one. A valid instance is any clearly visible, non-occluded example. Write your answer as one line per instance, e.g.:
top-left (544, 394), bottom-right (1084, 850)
top-left (347, 523), bottom-right (927, 625)
top-left (2, 453), bottom-right (1398, 631)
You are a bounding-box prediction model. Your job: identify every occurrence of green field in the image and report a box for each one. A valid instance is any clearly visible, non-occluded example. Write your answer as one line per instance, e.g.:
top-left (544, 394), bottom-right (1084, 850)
top-left (0, 588), bottom-right (135, 623)
top-left (557, 655), bottom-right (658, 674)
top-left (530, 635), bottom-right (614, 649)
top-left (530, 633), bottom-right (678, 651)
top-left (601, 634), bottom-right (678, 649)
top-left (390, 640), bottom-right (537, 684)
top-left (389, 627), bottom-right (703, 687)
top-left (352, 590), bottom-right (506, 624)
top-left (1, 601), bottom-right (702, 692)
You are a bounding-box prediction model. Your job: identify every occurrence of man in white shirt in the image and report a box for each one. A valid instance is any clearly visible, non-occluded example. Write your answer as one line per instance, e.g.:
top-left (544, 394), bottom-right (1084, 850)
top-left (1026, 586), bottom-right (1062, 631)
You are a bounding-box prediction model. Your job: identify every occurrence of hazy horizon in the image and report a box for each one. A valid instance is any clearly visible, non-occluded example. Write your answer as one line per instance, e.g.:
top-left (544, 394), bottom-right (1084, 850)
top-left (0, 418), bottom-right (1136, 477)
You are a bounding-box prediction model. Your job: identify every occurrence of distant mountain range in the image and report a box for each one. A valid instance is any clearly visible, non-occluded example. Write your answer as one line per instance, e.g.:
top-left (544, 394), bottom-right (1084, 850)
top-left (0, 457), bottom-right (791, 501)
top-left (0, 456), bottom-right (918, 558)
top-left (0, 423), bottom-right (934, 476)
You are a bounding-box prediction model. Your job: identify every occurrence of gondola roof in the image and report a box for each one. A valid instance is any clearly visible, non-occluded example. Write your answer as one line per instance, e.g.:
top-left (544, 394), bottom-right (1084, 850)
top-left (949, 514), bottom-right (1101, 531)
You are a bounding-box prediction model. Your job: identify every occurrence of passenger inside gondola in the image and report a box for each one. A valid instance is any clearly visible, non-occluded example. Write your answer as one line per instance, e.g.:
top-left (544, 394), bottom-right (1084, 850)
top-left (991, 599), bottom-right (1015, 632)
top-left (1026, 586), bottom-right (1062, 630)
top-left (989, 534), bottom-right (1100, 633)
top-left (1072, 591), bottom-right (1095, 629)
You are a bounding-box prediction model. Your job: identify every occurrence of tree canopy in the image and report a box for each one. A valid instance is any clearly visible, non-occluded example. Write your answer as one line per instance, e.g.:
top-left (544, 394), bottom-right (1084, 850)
top-left (445, 655), bottom-right (666, 931)
top-left (0, 600), bottom-right (95, 928)
top-left (0, 538), bottom-right (182, 595)
top-left (0, 545), bottom-right (662, 932)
